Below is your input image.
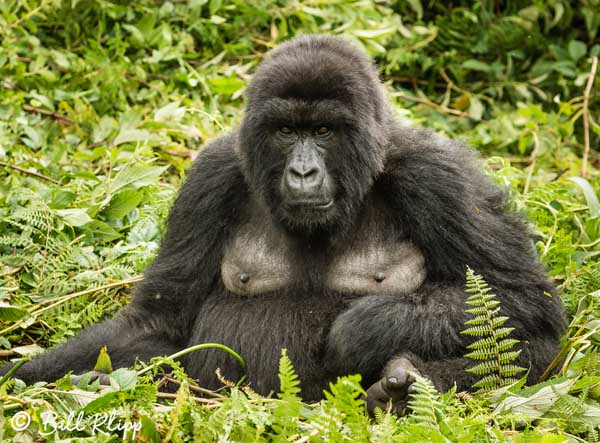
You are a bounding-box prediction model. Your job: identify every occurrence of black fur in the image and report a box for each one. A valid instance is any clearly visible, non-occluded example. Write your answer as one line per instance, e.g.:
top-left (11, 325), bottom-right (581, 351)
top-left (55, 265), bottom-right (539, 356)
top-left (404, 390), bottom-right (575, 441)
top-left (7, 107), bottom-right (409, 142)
top-left (0, 35), bottom-right (565, 400)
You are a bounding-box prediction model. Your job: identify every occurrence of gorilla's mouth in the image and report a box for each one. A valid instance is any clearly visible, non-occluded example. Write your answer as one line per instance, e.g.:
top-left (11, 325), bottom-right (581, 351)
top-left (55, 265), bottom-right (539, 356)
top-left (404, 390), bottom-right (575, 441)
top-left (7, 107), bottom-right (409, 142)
top-left (287, 199), bottom-right (334, 210)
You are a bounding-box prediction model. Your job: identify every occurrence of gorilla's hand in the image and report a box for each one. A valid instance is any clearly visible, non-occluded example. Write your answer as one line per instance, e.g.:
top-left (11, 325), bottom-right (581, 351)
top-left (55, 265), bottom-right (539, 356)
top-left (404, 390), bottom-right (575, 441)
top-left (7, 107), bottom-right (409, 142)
top-left (365, 357), bottom-right (420, 416)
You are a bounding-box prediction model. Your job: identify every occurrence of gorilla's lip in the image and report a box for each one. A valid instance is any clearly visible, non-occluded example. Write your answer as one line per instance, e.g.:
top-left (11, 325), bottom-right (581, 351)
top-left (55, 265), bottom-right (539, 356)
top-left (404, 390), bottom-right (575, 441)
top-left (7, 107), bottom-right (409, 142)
top-left (287, 199), bottom-right (334, 210)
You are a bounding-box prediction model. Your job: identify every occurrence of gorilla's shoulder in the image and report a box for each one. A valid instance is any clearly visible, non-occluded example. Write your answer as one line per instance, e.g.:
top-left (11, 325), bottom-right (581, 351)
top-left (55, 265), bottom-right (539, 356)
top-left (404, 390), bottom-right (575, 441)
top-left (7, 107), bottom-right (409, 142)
top-left (382, 124), bottom-right (507, 208)
top-left (192, 132), bottom-right (241, 169)
top-left (186, 132), bottom-right (246, 188)
top-left (385, 125), bottom-right (477, 166)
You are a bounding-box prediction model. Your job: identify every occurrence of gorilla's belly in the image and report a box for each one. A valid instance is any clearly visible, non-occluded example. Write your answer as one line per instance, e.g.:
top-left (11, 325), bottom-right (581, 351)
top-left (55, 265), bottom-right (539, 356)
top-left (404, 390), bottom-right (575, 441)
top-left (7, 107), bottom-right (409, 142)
top-left (221, 227), bottom-right (426, 297)
top-left (187, 290), bottom-right (342, 400)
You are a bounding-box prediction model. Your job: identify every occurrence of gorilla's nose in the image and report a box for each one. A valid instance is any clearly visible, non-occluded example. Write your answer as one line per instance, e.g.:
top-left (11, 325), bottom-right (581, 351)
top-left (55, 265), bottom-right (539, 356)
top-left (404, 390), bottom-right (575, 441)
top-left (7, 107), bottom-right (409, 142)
top-left (285, 163), bottom-right (324, 196)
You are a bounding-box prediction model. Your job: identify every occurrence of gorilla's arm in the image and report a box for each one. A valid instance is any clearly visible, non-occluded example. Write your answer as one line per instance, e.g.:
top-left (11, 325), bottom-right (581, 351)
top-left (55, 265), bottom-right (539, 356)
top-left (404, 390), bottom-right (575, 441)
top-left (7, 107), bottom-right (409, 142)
top-left (328, 127), bottom-right (565, 395)
top-left (383, 127), bottom-right (565, 341)
top-left (383, 127), bottom-right (555, 287)
top-left (0, 135), bottom-right (246, 383)
top-left (0, 315), bottom-right (182, 383)
top-left (327, 287), bottom-right (561, 392)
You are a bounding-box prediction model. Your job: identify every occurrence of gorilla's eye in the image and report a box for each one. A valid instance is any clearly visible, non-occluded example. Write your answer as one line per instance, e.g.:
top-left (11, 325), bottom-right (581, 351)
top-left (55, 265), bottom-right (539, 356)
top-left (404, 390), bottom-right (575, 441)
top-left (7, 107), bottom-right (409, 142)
top-left (315, 126), bottom-right (330, 136)
top-left (279, 126), bottom-right (293, 135)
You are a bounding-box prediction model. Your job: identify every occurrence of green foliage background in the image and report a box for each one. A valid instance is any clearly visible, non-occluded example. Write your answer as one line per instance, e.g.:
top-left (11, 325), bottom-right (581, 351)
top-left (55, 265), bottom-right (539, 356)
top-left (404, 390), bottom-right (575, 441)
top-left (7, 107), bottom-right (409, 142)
top-left (0, 0), bottom-right (599, 441)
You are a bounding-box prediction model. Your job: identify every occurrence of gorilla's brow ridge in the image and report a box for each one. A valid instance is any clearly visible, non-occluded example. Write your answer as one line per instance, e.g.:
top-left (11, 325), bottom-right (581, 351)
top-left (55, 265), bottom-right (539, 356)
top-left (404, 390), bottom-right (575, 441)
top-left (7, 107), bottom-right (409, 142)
top-left (259, 97), bottom-right (357, 127)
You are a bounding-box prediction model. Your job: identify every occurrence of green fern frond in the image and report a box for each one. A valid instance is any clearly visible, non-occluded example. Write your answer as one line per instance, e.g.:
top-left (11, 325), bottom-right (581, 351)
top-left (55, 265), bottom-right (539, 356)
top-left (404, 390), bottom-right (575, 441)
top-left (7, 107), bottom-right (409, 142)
top-left (587, 426), bottom-right (599, 443)
top-left (462, 325), bottom-right (494, 336)
top-left (471, 374), bottom-right (501, 390)
top-left (461, 268), bottom-right (526, 392)
top-left (498, 352), bottom-right (523, 365)
top-left (466, 360), bottom-right (499, 375)
top-left (408, 373), bottom-right (443, 429)
top-left (277, 349), bottom-right (301, 400)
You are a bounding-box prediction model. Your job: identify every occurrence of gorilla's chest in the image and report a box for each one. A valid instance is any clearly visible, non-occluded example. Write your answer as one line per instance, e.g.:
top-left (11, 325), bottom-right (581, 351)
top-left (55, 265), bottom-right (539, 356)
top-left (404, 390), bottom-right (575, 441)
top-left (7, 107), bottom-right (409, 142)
top-left (221, 219), bottom-right (426, 297)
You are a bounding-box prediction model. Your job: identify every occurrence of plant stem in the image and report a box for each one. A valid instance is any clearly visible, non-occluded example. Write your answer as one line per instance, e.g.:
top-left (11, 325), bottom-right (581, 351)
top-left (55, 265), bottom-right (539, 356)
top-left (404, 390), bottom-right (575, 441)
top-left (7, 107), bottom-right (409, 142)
top-left (0, 162), bottom-right (59, 185)
top-left (582, 56), bottom-right (598, 178)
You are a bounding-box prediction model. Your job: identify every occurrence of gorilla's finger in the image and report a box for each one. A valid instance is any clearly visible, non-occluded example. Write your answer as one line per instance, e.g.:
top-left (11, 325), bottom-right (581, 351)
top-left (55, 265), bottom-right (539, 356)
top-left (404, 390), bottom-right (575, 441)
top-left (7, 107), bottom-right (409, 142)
top-left (365, 380), bottom-right (410, 416)
top-left (366, 379), bottom-right (390, 403)
top-left (365, 381), bottom-right (392, 415)
top-left (367, 398), bottom-right (391, 415)
top-left (384, 357), bottom-right (419, 389)
top-left (385, 370), bottom-right (410, 389)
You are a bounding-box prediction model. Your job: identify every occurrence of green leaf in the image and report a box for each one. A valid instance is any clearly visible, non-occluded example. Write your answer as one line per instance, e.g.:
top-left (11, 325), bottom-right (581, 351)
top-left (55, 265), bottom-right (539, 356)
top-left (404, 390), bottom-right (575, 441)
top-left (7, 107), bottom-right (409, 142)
top-left (123, 24), bottom-right (145, 45)
top-left (210, 15), bottom-right (226, 25)
top-left (208, 76), bottom-right (246, 95)
top-left (154, 101), bottom-right (186, 123)
top-left (406, 0), bottom-right (423, 19)
top-left (468, 96), bottom-right (484, 121)
top-left (352, 27), bottom-right (396, 39)
top-left (12, 344), bottom-right (44, 357)
top-left (82, 386), bottom-right (155, 414)
top-left (50, 190), bottom-right (76, 209)
top-left (56, 208), bottom-right (93, 227)
top-left (93, 345), bottom-right (113, 374)
top-left (568, 40), bottom-right (587, 61)
top-left (109, 368), bottom-right (138, 390)
top-left (82, 220), bottom-right (122, 241)
top-left (493, 379), bottom-right (575, 418)
top-left (138, 415), bottom-right (161, 443)
top-left (110, 165), bottom-right (168, 193)
top-left (113, 128), bottom-right (161, 146)
top-left (569, 177), bottom-right (600, 218)
top-left (103, 189), bottom-right (144, 219)
top-left (462, 59), bottom-right (490, 72)
top-left (0, 303), bottom-right (29, 322)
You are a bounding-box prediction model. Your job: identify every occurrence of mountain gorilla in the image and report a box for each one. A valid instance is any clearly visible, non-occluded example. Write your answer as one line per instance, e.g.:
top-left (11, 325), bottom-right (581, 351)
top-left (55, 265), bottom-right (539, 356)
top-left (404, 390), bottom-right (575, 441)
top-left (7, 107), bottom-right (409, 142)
top-left (1, 35), bottom-right (564, 413)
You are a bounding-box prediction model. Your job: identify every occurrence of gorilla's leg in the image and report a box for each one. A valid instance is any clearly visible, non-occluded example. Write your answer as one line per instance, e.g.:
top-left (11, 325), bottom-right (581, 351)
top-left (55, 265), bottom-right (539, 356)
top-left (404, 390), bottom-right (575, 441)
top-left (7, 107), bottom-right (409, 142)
top-left (326, 283), bottom-right (562, 412)
top-left (0, 311), bottom-right (181, 383)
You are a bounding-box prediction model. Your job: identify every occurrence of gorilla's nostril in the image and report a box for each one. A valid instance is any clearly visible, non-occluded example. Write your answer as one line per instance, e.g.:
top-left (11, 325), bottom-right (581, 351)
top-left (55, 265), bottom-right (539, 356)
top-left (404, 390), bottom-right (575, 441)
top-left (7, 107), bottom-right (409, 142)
top-left (304, 167), bottom-right (319, 179)
top-left (289, 167), bottom-right (304, 179)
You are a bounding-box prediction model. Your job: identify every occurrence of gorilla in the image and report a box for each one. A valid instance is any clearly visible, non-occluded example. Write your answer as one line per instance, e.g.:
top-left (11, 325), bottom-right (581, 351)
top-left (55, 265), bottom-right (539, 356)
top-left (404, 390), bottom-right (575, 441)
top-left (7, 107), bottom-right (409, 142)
top-left (1, 35), bottom-right (565, 412)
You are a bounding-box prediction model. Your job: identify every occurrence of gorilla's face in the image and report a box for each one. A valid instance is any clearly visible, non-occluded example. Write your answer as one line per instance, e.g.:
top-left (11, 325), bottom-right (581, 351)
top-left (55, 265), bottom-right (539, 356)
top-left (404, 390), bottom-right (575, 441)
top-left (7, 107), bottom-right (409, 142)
top-left (243, 98), bottom-right (377, 234)
top-left (275, 123), bottom-right (336, 217)
top-left (239, 35), bottom-right (390, 235)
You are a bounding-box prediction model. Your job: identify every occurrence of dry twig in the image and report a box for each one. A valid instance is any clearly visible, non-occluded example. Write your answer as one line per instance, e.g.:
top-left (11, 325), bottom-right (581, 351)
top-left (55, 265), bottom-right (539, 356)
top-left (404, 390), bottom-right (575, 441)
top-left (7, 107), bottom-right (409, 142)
top-left (23, 104), bottom-right (75, 125)
top-left (156, 392), bottom-right (222, 405)
top-left (396, 93), bottom-right (469, 117)
top-left (0, 161), bottom-right (59, 185)
top-left (160, 375), bottom-right (227, 399)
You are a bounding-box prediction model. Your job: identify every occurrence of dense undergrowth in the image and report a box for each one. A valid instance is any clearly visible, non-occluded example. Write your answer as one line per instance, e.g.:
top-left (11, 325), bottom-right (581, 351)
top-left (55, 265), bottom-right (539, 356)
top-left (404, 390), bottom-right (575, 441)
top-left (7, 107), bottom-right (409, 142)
top-left (0, 0), bottom-right (599, 441)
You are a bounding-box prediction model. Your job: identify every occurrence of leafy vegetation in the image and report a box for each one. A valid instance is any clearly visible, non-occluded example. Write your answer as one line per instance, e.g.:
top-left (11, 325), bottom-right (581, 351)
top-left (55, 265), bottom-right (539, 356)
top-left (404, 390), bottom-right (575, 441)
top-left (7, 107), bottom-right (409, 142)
top-left (462, 269), bottom-right (526, 392)
top-left (0, 0), bottom-right (599, 441)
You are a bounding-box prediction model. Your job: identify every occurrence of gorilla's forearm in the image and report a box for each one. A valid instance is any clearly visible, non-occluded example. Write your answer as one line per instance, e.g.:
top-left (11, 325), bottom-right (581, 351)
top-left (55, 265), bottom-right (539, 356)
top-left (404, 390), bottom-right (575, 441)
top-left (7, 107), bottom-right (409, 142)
top-left (326, 284), bottom-right (561, 390)
top-left (391, 333), bottom-right (559, 392)
top-left (0, 312), bottom-right (181, 384)
top-left (326, 284), bottom-right (469, 386)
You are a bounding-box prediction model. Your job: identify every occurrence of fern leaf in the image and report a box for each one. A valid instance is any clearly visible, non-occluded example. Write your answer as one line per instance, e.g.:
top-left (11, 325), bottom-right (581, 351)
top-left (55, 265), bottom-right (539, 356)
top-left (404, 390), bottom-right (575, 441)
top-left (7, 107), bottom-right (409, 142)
top-left (407, 373), bottom-right (443, 429)
top-left (498, 351), bottom-right (523, 364)
top-left (277, 349), bottom-right (301, 400)
top-left (461, 268), bottom-right (526, 392)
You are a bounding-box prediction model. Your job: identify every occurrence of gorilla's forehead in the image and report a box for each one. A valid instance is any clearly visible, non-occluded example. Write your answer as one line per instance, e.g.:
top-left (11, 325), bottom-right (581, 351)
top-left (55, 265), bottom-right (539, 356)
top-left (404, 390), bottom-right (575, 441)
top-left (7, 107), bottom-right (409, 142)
top-left (258, 97), bottom-right (357, 126)
top-left (248, 46), bottom-right (375, 110)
